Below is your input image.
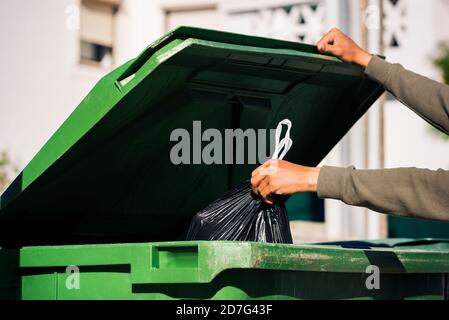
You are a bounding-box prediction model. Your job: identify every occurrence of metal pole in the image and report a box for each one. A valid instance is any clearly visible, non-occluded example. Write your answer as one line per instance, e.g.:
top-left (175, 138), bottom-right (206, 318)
top-left (365, 0), bottom-right (388, 239)
top-left (378, 0), bottom-right (389, 239)
top-left (360, 0), bottom-right (370, 237)
top-left (361, 0), bottom-right (370, 171)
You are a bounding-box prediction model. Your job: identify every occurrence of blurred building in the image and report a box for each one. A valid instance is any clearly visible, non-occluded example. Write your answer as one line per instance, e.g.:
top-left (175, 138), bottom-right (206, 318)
top-left (1, 0), bottom-right (449, 242)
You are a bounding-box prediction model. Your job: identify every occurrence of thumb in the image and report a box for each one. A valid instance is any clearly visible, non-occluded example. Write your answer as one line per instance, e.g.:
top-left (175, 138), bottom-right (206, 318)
top-left (316, 41), bottom-right (326, 53)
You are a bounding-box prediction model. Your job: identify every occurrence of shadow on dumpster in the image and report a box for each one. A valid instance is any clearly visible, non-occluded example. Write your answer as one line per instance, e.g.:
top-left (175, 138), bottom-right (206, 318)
top-left (318, 241), bottom-right (392, 249)
top-left (132, 267), bottom-right (444, 300)
top-left (0, 247), bottom-right (20, 300)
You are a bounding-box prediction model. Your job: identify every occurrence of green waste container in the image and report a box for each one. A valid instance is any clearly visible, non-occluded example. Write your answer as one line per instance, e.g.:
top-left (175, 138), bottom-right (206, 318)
top-left (1, 26), bottom-right (447, 300)
top-left (18, 240), bottom-right (449, 300)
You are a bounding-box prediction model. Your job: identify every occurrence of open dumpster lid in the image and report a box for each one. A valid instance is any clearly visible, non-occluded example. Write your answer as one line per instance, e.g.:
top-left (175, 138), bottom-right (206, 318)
top-left (0, 26), bottom-right (384, 245)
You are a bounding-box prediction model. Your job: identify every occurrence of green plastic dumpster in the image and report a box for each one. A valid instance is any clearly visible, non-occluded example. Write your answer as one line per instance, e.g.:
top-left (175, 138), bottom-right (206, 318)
top-left (17, 240), bottom-right (449, 300)
top-left (1, 26), bottom-right (448, 300)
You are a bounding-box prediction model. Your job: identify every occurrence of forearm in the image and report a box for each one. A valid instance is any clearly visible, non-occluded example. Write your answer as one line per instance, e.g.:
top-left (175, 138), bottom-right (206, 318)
top-left (365, 56), bottom-right (449, 135)
top-left (317, 166), bottom-right (449, 221)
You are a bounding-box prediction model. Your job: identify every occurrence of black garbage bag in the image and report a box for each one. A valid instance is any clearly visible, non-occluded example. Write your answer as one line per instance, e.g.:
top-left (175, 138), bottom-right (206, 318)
top-left (186, 119), bottom-right (294, 244)
top-left (186, 180), bottom-right (293, 243)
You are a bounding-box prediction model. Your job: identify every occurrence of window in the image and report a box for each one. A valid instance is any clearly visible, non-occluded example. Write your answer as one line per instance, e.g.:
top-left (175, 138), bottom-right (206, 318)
top-left (79, 0), bottom-right (120, 68)
top-left (165, 6), bottom-right (222, 32)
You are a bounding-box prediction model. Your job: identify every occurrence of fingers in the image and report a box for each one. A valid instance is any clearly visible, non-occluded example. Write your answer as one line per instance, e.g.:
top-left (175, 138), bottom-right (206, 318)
top-left (255, 176), bottom-right (278, 205)
top-left (317, 28), bottom-right (338, 52)
top-left (250, 172), bottom-right (266, 193)
top-left (250, 173), bottom-right (274, 204)
top-left (316, 28), bottom-right (347, 58)
top-left (251, 160), bottom-right (279, 194)
top-left (320, 44), bottom-right (344, 57)
top-left (251, 164), bottom-right (264, 179)
top-left (251, 160), bottom-right (281, 204)
top-left (259, 182), bottom-right (274, 205)
top-left (251, 160), bottom-right (275, 177)
top-left (257, 177), bottom-right (270, 196)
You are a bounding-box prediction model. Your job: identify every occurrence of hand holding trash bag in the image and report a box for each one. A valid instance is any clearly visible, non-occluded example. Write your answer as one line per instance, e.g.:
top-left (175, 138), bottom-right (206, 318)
top-left (186, 120), bottom-right (294, 244)
top-left (251, 161), bottom-right (320, 205)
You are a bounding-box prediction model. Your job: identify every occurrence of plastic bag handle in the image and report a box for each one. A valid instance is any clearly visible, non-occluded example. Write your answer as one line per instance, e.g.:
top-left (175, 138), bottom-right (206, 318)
top-left (272, 119), bottom-right (293, 160)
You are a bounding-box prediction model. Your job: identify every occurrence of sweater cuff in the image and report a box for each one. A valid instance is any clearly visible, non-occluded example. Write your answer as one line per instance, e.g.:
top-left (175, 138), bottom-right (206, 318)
top-left (364, 55), bottom-right (393, 86)
top-left (317, 166), bottom-right (349, 200)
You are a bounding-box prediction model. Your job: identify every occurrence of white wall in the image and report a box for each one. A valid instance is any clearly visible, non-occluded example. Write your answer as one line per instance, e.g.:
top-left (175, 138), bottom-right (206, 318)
top-left (384, 0), bottom-right (449, 171)
top-left (0, 0), bottom-right (167, 175)
top-left (0, 0), bottom-right (104, 172)
top-left (115, 0), bottom-right (165, 66)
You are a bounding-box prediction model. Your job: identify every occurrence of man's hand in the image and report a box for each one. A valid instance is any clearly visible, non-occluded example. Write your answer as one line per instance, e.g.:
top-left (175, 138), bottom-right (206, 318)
top-left (251, 160), bottom-right (321, 204)
top-left (316, 28), bottom-right (373, 68)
